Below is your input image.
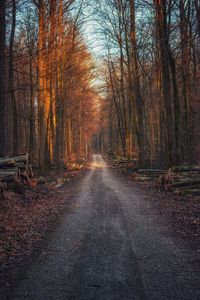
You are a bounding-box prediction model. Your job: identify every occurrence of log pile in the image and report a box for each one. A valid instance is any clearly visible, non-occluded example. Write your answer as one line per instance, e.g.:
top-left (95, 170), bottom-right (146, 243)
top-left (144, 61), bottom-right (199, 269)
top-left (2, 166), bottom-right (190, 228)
top-left (131, 169), bottom-right (165, 181)
top-left (113, 158), bottom-right (200, 195)
top-left (113, 158), bottom-right (165, 181)
top-left (159, 165), bottom-right (200, 195)
top-left (138, 169), bottom-right (165, 179)
top-left (0, 154), bottom-right (33, 198)
top-left (113, 158), bottom-right (138, 172)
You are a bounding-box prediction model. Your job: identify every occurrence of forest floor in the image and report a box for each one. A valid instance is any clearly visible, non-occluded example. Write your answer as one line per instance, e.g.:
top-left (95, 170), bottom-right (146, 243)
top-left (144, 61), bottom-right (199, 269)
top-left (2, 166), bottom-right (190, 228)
top-left (115, 169), bottom-right (200, 252)
top-left (0, 156), bottom-right (200, 299)
top-left (0, 168), bottom-right (88, 293)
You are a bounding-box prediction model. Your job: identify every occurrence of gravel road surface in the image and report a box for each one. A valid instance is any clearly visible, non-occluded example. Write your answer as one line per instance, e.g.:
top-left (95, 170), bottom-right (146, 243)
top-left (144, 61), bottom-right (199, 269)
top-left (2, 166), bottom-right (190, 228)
top-left (6, 155), bottom-right (200, 300)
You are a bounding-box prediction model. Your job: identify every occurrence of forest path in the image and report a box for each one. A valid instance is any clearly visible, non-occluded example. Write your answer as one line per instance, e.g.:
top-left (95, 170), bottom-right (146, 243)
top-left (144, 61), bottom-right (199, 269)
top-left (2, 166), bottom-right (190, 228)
top-left (7, 155), bottom-right (200, 300)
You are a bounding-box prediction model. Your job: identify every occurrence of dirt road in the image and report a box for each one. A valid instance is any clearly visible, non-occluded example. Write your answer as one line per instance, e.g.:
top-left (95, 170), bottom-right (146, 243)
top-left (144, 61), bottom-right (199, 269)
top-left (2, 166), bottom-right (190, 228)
top-left (5, 155), bottom-right (200, 299)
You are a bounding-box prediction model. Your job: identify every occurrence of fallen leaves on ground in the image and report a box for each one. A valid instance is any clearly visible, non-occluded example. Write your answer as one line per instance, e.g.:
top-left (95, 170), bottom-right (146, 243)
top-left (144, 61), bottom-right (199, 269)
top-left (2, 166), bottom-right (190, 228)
top-left (112, 164), bottom-right (200, 252)
top-left (131, 179), bottom-right (200, 251)
top-left (0, 169), bottom-right (86, 282)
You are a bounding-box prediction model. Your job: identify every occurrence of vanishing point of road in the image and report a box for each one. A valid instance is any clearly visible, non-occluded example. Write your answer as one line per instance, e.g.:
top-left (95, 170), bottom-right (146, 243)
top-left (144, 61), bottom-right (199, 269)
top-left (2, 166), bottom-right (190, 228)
top-left (6, 155), bottom-right (200, 300)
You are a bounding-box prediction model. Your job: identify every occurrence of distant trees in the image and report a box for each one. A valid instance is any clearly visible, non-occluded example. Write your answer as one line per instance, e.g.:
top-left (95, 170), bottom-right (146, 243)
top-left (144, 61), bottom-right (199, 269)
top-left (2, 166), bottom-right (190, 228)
top-left (1, 0), bottom-right (98, 173)
top-left (1, 0), bottom-right (200, 170)
top-left (96, 0), bottom-right (200, 168)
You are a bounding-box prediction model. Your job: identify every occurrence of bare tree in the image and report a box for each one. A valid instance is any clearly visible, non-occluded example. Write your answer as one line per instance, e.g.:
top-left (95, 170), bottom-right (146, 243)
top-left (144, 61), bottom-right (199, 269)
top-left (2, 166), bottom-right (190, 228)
top-left (0, 0), bottom-right (6, 156)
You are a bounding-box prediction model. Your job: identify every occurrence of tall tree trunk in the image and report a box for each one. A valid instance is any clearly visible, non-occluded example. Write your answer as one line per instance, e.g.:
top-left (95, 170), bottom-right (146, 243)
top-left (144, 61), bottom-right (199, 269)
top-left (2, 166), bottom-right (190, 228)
top-left (109, 100), bottom-right (114, 158)
top-left (0, 0), bottom-right (6, 156)
top-left (129, 0), bottom-right (145, 167)
top-left (124, 22), bottom-right (137, 158)
top-left (9, 0), bottom-right (18, 154)
top-left (168, 47), bottom-right (182, 164)
top-left (108, 61), bottom-right (126, 155)
top-left (29, 51), bottom-right (35, 155)
top-left (179, 0), bottom-right (191, 161)
top-left (49, 0), bottom-right (57, 162)
top-left (194, 0), bottom-right (200, 38)
top-left (38, 0), bottom-right (47, 173)
top-left (118, 33), bottom-right (128, 155)
top-left (154, 0), bottom-right (175, 166)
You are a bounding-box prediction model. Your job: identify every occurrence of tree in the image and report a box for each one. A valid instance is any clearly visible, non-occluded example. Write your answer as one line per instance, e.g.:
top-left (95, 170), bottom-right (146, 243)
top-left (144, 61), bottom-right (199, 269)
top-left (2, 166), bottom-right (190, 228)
top-left (9, 0), bottom-right (19, 154)
top-left (129, 0), bottom-right (145, 166)
top-left (0, 0), bottom-right (6, 156)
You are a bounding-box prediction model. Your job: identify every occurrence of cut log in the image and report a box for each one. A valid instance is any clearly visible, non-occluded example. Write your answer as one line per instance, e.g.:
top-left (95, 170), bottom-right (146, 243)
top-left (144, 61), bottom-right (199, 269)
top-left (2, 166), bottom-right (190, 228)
top-left (115, 159), bottom-right (137, 166)
top-left (36, 177), bottom-right (46, 184)
top-left (176, 184), bottom-right (200, 190)
top-left (138, 169), bottom-right (165, 173)
top-left (175, 188), bottom-right (200, 195)
top-left (10, 154), bottom-right (28, 163)
top-left (137, 169), bottom-right (165, 180)
top-left (0, 175), bottom-right (15, 182)
top-left (0, 168), bottom-right (18, 173)
top-left (139, 173), bottom-right (163, 178)
top-left (135, 175), bottom-right (152, 181)
top-left (0, 162), bottom-right (15, 168)
top-left (172, 165), bottom-right (200, 172)
top-left (0, 154), bottom-right (33, 189)
top-left (15, 162), bottom-right (26, 169)
top-left (0, 171), bottom-right (18, 177)
top-left (6, 182), bottom-right (26, 195)
top-left (0, 154), bottom-right (28, 164)
top-left (172, 178), bottom-right (200, 187)
top-left (54, 183), bottom-right (63, 189)
top-left (173, 173), bottom-right (200, 180)
top-left (0, 182), bottom-right (5, 200)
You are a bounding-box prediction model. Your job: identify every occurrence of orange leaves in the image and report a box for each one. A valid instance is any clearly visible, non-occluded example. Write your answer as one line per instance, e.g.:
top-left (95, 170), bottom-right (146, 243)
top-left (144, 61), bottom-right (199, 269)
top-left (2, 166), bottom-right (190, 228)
top-left (36, 1), bottom-right (99, 166)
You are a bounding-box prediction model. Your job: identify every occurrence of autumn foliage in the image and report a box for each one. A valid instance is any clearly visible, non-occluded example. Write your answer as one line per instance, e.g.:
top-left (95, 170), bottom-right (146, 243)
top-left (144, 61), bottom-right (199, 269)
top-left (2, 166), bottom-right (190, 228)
top-left (0, 0), bottom-right (99, 173)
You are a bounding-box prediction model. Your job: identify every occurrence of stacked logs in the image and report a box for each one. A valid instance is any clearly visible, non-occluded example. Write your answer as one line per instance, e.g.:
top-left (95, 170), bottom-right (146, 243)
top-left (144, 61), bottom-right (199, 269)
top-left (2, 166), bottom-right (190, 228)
top-left (160, 165), bottom-right (200, 195)
top-left (135, 169), bottom-right (165, 181)
top-left (0, 154), bottom-right (33, 198)
top-left (113, 158), bottom-right (165, 180)
top-left (113, 158), bottom-right (138, 173)
top-left (113, 159), bottom-right (200, 196)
